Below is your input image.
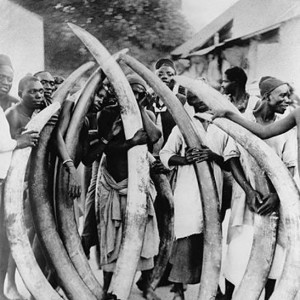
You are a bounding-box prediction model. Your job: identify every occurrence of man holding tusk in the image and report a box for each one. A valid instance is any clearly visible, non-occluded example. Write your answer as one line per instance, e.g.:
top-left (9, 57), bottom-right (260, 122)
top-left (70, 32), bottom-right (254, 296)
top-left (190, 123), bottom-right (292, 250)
top-left (84, 74), bottom-right (162, 300)
top-left (216, 76), bottom-right (297, 300)
top-left (159, 91), bottom-right (261, 300)
top-left (0, 75), bottom-right (41, 300)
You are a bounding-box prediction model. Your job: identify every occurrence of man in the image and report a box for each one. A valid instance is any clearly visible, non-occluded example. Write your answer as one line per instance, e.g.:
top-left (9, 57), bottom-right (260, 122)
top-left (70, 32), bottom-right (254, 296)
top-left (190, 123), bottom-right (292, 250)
top-left (88, 74), bottom-right (161, 300)
top-left (221, 76), bottom-right (296, 300)
top-left (0, 54), bottom-right (18, 111)
top-left (160, 92), bottom-right (261, 300)
top-left (34, 71), bottom-right (56, 106)
top-left (3, 75), bottom-right (44, 300)
top-left (221, 66), bottom-right (259, 120)
top-left (0, 76), bottom-right (40, 300)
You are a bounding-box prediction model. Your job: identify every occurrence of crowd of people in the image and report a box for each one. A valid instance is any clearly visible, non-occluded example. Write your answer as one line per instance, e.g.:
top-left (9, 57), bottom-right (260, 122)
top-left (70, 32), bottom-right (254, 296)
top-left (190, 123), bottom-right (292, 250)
top-left (0, 52), bottom-right (298, 300)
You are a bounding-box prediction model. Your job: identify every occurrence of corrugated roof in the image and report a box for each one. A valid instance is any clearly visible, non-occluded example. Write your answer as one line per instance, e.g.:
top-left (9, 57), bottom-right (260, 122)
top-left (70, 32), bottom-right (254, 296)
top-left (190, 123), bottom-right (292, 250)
top-left (172, 0), bottom-right (300, 57)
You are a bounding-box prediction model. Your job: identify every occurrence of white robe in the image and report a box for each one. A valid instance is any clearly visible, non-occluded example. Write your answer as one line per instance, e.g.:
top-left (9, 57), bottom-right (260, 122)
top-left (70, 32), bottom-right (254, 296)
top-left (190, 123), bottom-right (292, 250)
top-left (160, 117), bottom-right (239, 239)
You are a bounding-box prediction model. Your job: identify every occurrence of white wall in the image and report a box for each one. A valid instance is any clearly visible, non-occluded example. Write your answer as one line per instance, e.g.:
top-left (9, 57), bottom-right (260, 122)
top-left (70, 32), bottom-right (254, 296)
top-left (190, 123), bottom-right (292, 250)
top-left (0, 0), bottom-right (44, 97)
top-left (248, 17), bottom-right (300, 94)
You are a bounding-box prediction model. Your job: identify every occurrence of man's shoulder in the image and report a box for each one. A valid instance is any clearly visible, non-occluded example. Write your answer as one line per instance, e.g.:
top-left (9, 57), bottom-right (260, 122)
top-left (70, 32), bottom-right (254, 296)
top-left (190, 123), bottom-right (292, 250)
top-left (0, 94), bottom-right (19, 111)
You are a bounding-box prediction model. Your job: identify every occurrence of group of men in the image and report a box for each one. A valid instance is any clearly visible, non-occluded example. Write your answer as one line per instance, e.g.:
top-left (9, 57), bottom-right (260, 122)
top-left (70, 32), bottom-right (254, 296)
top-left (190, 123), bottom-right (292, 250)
top-left (0, 52), bottom-right (297, 300)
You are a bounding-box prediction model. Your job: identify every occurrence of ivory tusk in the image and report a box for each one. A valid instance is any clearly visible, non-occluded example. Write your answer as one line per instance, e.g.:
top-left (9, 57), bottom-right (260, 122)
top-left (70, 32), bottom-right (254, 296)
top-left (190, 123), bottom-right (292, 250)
top-left (175, 75), bottom-right (300, 300)
top-left (120, 53), bottom-right (222, 300)
top-left (29, 63), bottom-right (98, 300)
top-left (55, 68), bottom-right (104, 298)
top-left (4, 103), bottom-right (62, 300)
top-left (69, 23), bottom-right (149, 300)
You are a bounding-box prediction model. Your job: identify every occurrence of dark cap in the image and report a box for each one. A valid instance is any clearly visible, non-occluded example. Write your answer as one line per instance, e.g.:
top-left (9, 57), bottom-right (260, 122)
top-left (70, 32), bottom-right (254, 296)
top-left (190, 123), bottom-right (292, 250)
top-left (259, 76), bottom-right (287, 99)
top-left (155, 58), bottom-right (175, 71)
top-left (0, 54), bottom-right (13, 69)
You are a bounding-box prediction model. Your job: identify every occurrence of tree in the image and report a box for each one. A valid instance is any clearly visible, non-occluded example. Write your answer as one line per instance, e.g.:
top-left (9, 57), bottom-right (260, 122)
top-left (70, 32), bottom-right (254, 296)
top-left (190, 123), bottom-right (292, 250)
top-left (12, 0), bottom-right (192, 76)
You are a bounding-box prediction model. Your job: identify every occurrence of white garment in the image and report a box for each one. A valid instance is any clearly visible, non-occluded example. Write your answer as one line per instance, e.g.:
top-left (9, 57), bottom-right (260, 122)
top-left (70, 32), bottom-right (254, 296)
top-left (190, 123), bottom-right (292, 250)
top-left (0, 107), bottom-right (17, 179)
top-left (224, 113), bottom-right (297, 285)
top-left (160, 117), bottom-right (239, 239)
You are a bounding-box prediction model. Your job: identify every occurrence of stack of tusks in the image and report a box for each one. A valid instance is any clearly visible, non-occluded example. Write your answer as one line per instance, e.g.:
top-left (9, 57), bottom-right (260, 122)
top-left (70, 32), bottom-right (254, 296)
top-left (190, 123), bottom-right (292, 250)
top-left (3, 22), bottom-right (300, 300)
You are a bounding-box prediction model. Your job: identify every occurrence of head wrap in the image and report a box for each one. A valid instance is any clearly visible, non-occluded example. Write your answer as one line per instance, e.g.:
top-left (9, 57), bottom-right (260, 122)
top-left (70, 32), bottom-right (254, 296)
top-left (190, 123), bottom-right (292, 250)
top-left (0, 54), bottom-right (13, 69)
top-left (126, 74), bottom-right (147, 89)
top-left (259, 76), bottom-right (287, 99)
top-left (155, 58), bottom-right (176, 71)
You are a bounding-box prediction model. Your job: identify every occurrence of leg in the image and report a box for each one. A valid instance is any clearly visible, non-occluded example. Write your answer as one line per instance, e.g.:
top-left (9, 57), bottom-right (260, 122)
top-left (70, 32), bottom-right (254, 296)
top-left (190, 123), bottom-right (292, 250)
top-left (0, 186), bottom-right (10, 300)
top-left (222, 279), bottom-right (235, 300)
top-left (103, 271), bottom-right (113, 295)
top-left (140, 270), bottom-right (161, 300)
top-left (265, 279), bottom-right (276, 300)
top-left (5, 255), bottom-right (24, 300)
top-left (171, 283), bottom-right (184, 300)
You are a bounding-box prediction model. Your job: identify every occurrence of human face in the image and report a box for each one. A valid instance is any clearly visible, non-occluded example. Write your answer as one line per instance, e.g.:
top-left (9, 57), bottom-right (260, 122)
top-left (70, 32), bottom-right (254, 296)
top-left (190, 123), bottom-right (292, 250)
top-left (268, 84), bottom-right (289, 114)
top-left (36, 72), bottom-right (55, 99)
top-left (0, 65), bottom-right (13, 95)
top-left (221, 74), bottom-right (236, 96)
top-left (21, 80), bottom-right (44, 110)
top-left (155, 65), bottom-right (175, 87)
top-left (187, 94), bottom-right (208, 112)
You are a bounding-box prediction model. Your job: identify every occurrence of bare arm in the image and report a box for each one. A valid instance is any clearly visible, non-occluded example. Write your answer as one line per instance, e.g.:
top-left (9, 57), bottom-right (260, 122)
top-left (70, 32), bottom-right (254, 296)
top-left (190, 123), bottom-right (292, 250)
top-left (224, 109), bottom-right (297, 139)
top-left (228, 157), bottom-right (262, 213)
top-left (140, 108), bottom-right (161, 144)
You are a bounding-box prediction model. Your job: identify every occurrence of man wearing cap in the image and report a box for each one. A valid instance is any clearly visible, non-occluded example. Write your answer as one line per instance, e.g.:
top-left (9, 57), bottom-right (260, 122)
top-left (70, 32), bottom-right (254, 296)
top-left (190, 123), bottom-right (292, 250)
top-left (220, 76), bottom-right (296, 300)
top-left (0, 54), bottom-right (18, 111)
top-left (84, 74), bottom-right (161, 300)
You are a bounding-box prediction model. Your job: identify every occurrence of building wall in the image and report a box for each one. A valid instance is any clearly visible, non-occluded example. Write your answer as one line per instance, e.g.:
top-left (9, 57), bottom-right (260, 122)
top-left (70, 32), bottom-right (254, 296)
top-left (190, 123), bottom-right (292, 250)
top-left (0, 0), bottom-right (44, 97)
top-left (248, 17), bottom-right (300, 94)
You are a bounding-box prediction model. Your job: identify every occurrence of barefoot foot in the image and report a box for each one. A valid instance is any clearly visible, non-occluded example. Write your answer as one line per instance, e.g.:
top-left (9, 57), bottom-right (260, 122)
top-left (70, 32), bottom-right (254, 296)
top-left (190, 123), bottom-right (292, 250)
top-left (143, 287), bottom-right (161, 300)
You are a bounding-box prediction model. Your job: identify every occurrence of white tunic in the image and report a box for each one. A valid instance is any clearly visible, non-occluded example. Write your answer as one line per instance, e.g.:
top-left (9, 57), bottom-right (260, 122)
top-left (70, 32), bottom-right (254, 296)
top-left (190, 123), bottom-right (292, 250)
top-left (0, 107), bottom-right (17, 179)
top-left (160, 117), bottom-right (239, 239)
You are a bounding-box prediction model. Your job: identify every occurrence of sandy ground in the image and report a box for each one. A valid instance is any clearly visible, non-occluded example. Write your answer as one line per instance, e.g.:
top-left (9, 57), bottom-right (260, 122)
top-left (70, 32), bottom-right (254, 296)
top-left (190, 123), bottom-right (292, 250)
top-left (12, 245), bottom-right (200, 300)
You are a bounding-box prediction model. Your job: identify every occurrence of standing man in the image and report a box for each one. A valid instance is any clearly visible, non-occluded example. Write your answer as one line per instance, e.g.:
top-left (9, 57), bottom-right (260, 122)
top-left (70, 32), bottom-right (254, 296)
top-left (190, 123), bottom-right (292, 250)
top-left (0, 76), bottom-right (40, 300)
top-left (3, 76), bottom-right (44, 300)
top-left (221, 76), bottom-right (296, 300)
top-left (0, 54), bottom-right (18, 111)
top-left (221, 66), bottom-right (259, 120)
top-left (89, 74), bottom-right (161, 300)
top-left (34, 71), bottom-right (56, 106)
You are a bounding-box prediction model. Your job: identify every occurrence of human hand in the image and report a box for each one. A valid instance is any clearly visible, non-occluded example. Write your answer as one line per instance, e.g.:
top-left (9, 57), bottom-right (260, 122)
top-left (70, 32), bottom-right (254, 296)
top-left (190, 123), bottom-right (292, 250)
top-left (98, 103), bottom-right (120, 139)
top-left (257, 192), bottom-right (279, 216)
top-left (131, 129), bottom-right (148, 146)
top-left (212, 109), bottom-right (230, 120)
top-left (66, 163), bottom-right (82, 199)
top-left (245, 188), bottom-right (263, 213)
top-left (16, 130), bottom-right (39, 149)
top-left (151, 160), bottom-right (170, 174)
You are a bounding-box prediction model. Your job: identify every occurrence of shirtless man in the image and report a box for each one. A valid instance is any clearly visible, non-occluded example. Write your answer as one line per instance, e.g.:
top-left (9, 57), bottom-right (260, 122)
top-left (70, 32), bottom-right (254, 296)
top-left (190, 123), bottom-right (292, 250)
top-left (34, 71), bottom-right (56, 106)
top-left (1, 75), bottom-right (43, 300)
top-left (87, 74), bottom-right (161, 300)
top-left (0, 54), bottom-right (18, 111)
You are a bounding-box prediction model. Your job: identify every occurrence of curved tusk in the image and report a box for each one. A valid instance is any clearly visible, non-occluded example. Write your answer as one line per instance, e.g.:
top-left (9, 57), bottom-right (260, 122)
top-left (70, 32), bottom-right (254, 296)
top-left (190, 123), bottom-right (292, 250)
top-left (29, 63), bottom-right (97, 300)
top-left (55, 68), bottom-right (104, 298)
top-left (69, 23), bottom-right (149, 300)
top-left (120, 53), bottom-right (222, 300)
top-left (148, 153), bottom-right (174, 290)
top-left (4, 103), bottom-right (62, 300)
top-left (175, 75), bottom-right (300, 300)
